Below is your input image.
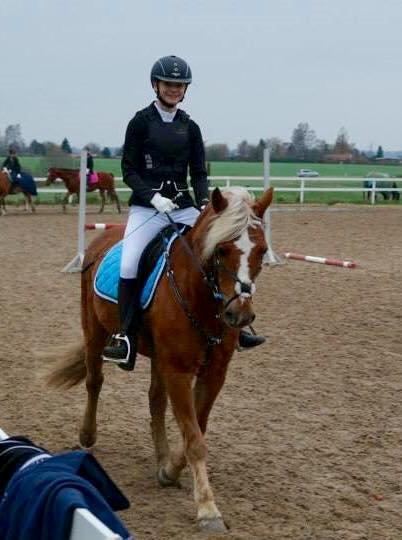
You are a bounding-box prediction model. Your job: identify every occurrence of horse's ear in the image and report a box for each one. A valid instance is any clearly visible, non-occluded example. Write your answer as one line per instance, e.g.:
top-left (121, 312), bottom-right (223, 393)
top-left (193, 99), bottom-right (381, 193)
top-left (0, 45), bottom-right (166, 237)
top-left (211, 187), bottom-right (228, 214)
top-left (253, 187), bottom-right (274, 218)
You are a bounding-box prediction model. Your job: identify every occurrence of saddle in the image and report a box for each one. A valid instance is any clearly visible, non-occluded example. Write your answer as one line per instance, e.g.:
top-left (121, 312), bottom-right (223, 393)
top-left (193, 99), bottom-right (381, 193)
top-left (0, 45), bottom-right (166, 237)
top-left (87, 172), bottom-right (99, 186)
top-left (94, 223), bottom-right (191, 310)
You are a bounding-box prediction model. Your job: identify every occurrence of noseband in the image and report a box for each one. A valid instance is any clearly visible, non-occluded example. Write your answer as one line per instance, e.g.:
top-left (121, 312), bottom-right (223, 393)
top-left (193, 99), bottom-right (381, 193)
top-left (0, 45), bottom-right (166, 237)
top-left (212, 250), bottom-right (254, 311)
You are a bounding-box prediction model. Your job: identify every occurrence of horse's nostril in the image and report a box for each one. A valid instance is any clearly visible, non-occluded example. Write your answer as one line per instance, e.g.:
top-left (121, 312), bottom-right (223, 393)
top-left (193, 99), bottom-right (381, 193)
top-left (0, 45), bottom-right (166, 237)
top-left (225, 310), bottom-right (236, 325)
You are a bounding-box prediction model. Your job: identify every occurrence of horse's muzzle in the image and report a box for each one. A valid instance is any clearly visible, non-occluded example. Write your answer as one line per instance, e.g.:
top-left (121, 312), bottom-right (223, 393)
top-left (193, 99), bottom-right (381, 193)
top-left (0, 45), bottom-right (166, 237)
top-left (223, 306), bottom-right (255, 328)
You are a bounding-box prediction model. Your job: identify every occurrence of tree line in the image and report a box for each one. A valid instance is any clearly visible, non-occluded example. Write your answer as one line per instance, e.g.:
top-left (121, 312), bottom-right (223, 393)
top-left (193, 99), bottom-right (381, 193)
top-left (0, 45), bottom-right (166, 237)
top-left (0, 122), bottom-right (386, 163)
top-left (0, 125), bottom-right (117, 159)
top-left (205, 124), bottom-right (385, 163)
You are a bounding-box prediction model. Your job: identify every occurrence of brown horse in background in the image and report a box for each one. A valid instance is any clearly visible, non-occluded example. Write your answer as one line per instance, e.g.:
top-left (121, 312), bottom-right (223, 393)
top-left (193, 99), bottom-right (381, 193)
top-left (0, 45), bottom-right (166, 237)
top-left (47, 186), bottom-right (273, 532)
top-left (46, 167), bottom-right (121, 213)
top-left (0, 171), bottom-right (36, 215)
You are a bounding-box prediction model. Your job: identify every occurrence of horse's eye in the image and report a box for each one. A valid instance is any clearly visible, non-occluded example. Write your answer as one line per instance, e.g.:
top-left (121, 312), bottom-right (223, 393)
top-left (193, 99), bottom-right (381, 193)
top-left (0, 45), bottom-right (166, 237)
top-left (217, 246), bottom-right (227, 257)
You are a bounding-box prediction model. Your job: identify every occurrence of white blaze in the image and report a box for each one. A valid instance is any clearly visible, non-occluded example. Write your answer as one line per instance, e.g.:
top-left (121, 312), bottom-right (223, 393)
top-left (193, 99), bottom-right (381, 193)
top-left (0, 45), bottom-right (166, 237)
top-left (234, 230), bottom-right (255, 298)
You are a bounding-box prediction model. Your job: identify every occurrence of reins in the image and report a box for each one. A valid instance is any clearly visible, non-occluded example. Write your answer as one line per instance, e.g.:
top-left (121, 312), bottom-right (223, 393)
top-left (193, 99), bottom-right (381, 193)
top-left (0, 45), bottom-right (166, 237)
top-left (164, 212), bottom-right (224, 349)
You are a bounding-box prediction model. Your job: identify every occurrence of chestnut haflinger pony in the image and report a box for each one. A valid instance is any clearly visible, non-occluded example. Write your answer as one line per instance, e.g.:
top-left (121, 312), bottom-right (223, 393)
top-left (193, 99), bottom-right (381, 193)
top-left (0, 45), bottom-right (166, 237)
top-left (46, 167), bottom-right (121, 213)
top-left (48, 186), bottom-right (273, 533)
top-left (0, 169), bottom-right (37, 215)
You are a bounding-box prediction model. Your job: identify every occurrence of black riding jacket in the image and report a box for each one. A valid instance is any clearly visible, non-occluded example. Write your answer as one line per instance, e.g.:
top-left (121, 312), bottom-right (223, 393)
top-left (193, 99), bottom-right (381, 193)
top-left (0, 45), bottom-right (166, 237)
top-left (2, 156), bottom-right (21, 175)
top-left (87, 154), bottom-right (94, 173)
top-left (121, 103), bottom-right (209, 209)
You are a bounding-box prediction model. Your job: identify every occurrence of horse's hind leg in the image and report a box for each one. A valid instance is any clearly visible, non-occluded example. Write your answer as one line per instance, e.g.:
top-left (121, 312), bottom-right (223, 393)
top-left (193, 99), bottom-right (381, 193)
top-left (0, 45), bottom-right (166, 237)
top-left (112, 190), bottom-right (121, 213)
top-left (79, 324), bottom-right (107, 448)
top-left (149, 360), bottom-right (172, 474)
top-left (0, 196), bottom-right (6, 216)
top-left (99, 190), bottom-right (106, 213)
top-left (79, 278), bottom-right (108, 448)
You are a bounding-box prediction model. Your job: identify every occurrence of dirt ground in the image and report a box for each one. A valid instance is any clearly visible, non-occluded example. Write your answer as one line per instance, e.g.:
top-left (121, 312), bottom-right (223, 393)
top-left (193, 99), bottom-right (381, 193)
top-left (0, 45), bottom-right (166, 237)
top-left (0, 204), bottom-right (401, 540)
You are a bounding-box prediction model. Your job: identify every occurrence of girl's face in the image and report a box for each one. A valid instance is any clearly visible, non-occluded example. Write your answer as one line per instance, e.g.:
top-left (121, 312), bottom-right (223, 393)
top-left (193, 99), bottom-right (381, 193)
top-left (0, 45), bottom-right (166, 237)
top-left (155, 81), bottom-right (187, 108)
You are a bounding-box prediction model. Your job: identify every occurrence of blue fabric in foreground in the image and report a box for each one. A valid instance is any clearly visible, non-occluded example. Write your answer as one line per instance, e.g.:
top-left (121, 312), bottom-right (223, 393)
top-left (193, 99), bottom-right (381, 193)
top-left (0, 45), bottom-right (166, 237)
top-left (0, 450), bottom-right (132, 540)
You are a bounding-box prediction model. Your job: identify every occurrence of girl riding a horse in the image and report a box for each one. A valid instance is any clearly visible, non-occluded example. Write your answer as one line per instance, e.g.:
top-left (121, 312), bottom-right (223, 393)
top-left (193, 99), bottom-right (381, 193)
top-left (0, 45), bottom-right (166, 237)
top-left (103, 55), bottom-right (265, 370)
top-left (2, 148), bottom-right (22, 187)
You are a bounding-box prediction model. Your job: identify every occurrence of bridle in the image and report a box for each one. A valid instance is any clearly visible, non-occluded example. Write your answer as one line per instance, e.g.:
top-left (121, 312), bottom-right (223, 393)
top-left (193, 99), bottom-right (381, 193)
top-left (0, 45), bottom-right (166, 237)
top-left (164, 213), bottom-right (256, 348)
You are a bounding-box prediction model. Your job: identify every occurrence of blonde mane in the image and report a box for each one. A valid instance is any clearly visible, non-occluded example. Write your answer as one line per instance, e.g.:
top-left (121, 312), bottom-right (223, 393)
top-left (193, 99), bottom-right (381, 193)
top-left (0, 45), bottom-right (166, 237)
top-left (201, 187), bottom-right (262, 261)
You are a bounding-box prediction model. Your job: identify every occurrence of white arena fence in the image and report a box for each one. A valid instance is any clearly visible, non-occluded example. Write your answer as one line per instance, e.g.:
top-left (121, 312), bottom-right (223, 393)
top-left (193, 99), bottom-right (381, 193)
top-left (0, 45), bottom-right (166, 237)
top-left (34, 176), bottom-right (401, 205)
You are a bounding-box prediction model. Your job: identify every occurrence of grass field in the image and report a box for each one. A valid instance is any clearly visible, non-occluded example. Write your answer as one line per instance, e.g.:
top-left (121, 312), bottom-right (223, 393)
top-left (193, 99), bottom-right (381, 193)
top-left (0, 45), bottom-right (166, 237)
top-left (4, 156), bottom-right (402, 179)
top-left (2, 157), bottom-right (401, 205)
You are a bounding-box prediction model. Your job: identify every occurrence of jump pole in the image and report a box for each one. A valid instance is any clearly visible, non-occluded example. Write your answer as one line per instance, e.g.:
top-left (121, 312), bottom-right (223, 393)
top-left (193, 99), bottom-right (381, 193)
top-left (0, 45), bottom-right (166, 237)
top-left (85, 223), bottom-right (122, 230)
top-left (262, 147), bottom-right (283, 266)
top-left (61, 149), bottom-right (87, 273)
top-left (284, 252), bottom-right (357, 268)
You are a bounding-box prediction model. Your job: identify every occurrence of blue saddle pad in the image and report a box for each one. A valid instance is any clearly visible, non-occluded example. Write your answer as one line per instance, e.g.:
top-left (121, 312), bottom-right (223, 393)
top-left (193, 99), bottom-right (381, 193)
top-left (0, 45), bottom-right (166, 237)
top-left (94, 228), bottom-right (184, 310)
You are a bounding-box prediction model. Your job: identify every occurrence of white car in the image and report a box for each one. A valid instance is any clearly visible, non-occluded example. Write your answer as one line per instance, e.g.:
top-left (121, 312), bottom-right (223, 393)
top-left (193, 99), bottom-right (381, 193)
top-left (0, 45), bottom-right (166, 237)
top-left (297, 169), bottom-right (319, 177)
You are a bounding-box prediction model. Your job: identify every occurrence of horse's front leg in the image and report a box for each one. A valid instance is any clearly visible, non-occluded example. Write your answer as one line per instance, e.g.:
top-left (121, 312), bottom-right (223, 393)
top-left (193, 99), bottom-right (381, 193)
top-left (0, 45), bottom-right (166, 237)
top-left (163, 370), bottom-right (227, 532)
top-left (25, 194), bottom-right (35, 212)
top-left (194, 351), bottom-right (231, 435)
top-left (62, 192), bottom-right (69, 212)
top-left (0, 196), bottom-right (6, 216)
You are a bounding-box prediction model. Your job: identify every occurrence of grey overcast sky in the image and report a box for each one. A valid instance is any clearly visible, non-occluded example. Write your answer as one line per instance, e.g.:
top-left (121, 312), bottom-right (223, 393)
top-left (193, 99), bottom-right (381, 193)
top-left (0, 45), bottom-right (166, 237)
top-left (1, 0), bottom-right (401, 151)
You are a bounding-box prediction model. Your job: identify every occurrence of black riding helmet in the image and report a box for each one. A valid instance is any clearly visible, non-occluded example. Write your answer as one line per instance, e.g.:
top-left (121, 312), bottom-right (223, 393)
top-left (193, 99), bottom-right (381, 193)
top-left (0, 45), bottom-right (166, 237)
top-left (150, 55), bottom-right (192, 85)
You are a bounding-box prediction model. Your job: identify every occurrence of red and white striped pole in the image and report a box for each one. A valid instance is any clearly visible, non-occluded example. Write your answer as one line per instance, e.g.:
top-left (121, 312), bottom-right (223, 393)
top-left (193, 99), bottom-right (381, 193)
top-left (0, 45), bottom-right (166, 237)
top-left (85, 223), bottom-right (123, 230)
top-left (284, 252), bottom-right (357, 268)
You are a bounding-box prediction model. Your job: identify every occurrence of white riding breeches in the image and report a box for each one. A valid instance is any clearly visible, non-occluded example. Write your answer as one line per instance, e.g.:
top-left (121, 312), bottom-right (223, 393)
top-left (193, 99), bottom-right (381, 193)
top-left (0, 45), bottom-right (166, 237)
top-left (120, 205), bottom-right (200, 279)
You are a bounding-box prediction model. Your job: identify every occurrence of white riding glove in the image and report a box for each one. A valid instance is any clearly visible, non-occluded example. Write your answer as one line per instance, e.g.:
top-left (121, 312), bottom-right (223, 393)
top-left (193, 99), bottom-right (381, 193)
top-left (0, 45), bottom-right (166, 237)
top-left (17, 173), bottom-right (21, 179)
top-left (150, 193), bottom-right (178, 213)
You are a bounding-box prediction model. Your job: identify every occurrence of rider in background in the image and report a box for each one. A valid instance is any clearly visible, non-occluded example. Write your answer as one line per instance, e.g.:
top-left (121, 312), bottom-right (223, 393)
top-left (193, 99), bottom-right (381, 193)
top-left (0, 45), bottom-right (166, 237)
top-left (2, 148), bottom-right (22, 186)
top-left (102, 55), bottom-right (265, 371)
top-left (86, 150), bottom-right (94, 187)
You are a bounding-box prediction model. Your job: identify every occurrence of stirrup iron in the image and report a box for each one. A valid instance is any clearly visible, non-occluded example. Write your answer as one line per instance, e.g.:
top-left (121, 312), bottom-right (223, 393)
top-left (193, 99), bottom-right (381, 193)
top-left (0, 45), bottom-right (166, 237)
top-left (102, 333), bottom-right (131, 365)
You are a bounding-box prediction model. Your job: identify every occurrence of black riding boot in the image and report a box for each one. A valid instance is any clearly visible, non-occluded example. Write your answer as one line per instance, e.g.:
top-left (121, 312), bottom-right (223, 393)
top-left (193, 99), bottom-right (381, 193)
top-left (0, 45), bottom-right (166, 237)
top-left (238, 329), bottom-right (266, 349)
top-left (102, 277), bottom-right (141, 371)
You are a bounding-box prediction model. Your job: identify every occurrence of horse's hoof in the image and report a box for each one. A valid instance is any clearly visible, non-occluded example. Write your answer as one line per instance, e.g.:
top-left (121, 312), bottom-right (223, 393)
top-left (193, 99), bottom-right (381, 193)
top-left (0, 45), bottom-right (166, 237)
top-left (79, 431), bottom-right (97, 449)
top-left (198, 517), bottom-right (227, 533)
top-left (157, 467), bottom-right (181, 488)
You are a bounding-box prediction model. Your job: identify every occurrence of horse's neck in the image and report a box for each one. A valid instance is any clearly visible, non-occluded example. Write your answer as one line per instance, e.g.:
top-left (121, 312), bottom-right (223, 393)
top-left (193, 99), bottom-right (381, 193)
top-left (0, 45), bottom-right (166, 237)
top-left (172, 229), bottom-right (212, 294)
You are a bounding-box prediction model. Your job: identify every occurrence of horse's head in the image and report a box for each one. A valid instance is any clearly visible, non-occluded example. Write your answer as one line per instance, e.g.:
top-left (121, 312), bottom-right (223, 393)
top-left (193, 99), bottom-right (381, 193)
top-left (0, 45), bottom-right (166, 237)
top-left (46, 168), bottom-right (58, 185)
top-left (199, 186), bottom-right (273, 329)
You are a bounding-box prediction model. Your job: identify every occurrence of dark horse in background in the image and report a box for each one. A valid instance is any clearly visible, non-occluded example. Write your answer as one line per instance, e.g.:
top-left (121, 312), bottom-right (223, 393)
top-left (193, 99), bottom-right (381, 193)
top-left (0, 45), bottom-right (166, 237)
top-left (0, 170), bottom-right (36, 215)
top-left (363, 179), bottom-right (400, 201)
top-left (48, 186), bottom-right (273, 533)
top-left (46, 167), bottom-right (121, 213)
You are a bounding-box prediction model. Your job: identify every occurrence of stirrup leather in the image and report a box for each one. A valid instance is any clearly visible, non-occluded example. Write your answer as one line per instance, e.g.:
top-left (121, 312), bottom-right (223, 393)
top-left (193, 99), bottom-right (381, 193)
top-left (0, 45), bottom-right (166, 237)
top-left (102, 333), bottom-right (131, 365)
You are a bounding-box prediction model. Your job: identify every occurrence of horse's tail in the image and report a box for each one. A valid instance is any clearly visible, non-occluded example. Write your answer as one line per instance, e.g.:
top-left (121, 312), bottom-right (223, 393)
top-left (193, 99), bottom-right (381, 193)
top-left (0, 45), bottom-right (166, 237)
top-left (46, 342), bottom-right (87, 389)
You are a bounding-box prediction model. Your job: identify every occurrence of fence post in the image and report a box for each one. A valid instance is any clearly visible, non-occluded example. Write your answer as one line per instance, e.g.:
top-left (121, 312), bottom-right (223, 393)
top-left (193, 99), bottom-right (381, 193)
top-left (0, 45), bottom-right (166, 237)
top-left (370, 179), bottom-right (376, 205)
top-left (61, 150), bottom-right (87, 272)
top-left (262, 148), bottom-right (283, 266)
top-left (300, 178), bottom-right (305, 204)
